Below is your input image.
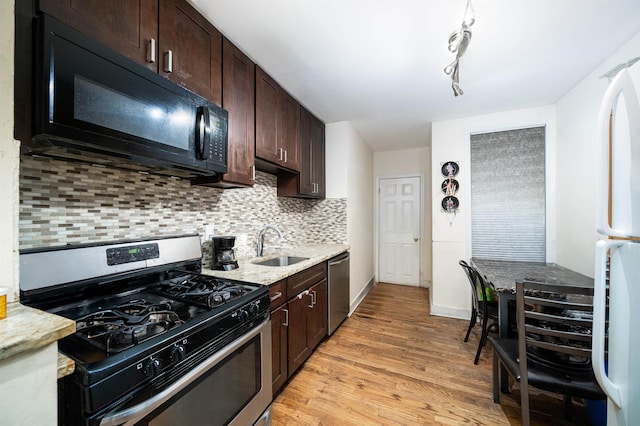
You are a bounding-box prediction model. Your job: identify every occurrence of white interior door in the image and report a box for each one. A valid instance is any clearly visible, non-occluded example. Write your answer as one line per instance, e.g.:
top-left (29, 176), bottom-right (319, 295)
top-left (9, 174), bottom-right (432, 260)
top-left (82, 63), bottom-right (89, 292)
top-left (378, 176), bottom-right (421, 286)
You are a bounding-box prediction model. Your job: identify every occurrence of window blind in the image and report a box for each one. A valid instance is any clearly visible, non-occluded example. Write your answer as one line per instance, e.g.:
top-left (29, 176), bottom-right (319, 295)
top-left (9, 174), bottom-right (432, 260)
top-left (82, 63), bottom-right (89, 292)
top-left (470, 127), bottom-right (545, 261)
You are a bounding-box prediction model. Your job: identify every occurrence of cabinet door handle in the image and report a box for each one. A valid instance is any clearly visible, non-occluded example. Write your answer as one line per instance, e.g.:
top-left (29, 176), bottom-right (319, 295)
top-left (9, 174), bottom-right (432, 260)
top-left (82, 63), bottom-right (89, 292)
top-left (283, 309), bottom-right (289, 327)
top-left (278, 147), bottom-right (284, 161)
top-left (270, 291), bottom-right (282, 302)
top-left (284, 149), bottom-right (287, 163)
top-left (147, 38), bottom-right (156, 63)
top-left (164, 50), bottom-right (173, 73)
top-left (251, 165), bottom-right (256, 181)
top-left (311, 290), bottom-right (317, 307)
top-left (297, 289), bottom-right (309, 300)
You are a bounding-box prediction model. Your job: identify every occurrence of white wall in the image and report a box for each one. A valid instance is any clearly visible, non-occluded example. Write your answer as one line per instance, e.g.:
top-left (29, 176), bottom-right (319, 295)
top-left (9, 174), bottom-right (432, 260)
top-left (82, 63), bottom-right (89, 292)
top-left (555, 31), bottom-right (640, 275)
top-left (326, 121), bottom-right (375, 307)
top-left (325, 123), bottom-right (349, 199)
top-left (0, 0), bottom-right (18, 302)
top-left (0, 2), bottom-right (59, 423)
top-left (373, 147), bottom-right (432, 287)
top-left (431, 106), bottom-right (556, 318)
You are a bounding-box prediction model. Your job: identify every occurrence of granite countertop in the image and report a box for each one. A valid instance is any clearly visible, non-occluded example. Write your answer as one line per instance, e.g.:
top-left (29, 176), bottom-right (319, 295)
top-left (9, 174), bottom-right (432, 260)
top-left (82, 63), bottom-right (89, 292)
top-left (202, 244), bottom-right (350, 285)
top-left (0, 302), bottom-right (76, 378)
top-left (471, 257), bottom-right (594, 293)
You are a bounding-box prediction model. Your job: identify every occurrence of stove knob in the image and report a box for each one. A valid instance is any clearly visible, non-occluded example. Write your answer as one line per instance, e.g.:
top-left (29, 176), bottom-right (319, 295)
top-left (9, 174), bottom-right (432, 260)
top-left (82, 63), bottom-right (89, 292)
top-left (170, 345), bottom-right (186, 363)
top-left (238, 309), bottom-right (249, 323)
top-left (144, 357), bottom-right (162, 378)
top-left (249, 302), bottom-right (260, 316)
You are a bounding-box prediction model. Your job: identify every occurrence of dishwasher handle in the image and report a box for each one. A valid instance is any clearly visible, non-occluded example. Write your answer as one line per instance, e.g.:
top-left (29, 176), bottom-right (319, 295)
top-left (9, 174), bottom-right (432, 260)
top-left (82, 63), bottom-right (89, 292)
top-left (329, 252), bottom-right (349, 266)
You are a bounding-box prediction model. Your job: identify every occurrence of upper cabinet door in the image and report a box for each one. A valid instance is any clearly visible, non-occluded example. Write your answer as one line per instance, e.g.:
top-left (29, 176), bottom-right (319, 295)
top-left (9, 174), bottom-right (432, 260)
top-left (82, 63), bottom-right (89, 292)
top-left (298, 108), bottom-right (314, 195)
top-left (309, 114), bottom-right (326, 197)
top-left (38, 0), bottom-right (159, 73)
top-left (255, 66), bottom-right (280, 165)
top-left (281, 106), bottom-right (324, 198)
top-left (277, 90), bottom-right (300, 171)
top-left (159, 0), bottom-right (222, 105)
top-left (256, 66), bottom-right (300, 172)
top-left (220, 38), bottom-right (255, 186)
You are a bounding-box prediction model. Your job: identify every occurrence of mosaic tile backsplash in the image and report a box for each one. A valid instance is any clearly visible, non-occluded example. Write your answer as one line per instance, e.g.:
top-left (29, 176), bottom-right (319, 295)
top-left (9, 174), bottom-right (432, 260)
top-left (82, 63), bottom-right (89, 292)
top-left (19, 157), bottom-right (347, 265)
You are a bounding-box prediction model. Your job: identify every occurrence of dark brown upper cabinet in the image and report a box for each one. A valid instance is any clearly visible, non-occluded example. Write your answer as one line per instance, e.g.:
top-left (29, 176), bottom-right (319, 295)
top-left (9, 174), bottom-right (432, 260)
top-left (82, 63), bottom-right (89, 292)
top-left (278, 107), bottom-right (326, 198)
top-left (255, 66), bottom-right (300, 172)
top-left (37, 0), bottom-right (159, 72)
top-left (38, 0), bottom-right (222, 105)
top-left (158, 0), bottom-right (222, 105)
top-left (193, 38), bottom-right (255, 188)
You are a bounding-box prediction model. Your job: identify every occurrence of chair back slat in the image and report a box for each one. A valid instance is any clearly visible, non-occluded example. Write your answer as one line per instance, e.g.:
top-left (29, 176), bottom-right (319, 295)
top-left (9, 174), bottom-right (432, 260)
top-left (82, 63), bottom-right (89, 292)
top-left (524, 310), bottom-right (593, 329)
top-left (524, 324), bottom-right (593, 343)
top-left (526, 339), bottom-right (593, 359)
top-left (517, 280), bottom-right (596, 375)
top-left (524, 295), bottom-right (593, 312)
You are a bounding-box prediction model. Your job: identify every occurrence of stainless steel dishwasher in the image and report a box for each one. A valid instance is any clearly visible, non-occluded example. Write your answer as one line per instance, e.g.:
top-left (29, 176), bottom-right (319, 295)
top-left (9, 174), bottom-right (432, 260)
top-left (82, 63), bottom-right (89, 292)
top-left (328, 252), bottom-right (350, 335)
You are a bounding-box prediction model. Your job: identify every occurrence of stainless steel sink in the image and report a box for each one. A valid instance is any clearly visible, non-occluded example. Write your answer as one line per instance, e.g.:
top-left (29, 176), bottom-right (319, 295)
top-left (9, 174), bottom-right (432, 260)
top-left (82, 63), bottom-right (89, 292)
top-left (252, 256), bottom-right (309, 267)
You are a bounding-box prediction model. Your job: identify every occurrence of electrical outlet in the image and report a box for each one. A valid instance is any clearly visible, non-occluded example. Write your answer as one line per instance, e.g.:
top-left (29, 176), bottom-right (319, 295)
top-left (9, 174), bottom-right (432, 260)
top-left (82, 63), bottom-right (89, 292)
top-left (204, 224), bottom-right (214, 241)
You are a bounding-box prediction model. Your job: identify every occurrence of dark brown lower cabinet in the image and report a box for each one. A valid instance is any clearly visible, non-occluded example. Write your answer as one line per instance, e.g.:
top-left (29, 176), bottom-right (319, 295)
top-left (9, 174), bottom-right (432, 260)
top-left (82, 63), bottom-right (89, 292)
top-left (308, 279), bottom-right (328, 349)
top-left (271, 303), bottom-right (288, 394)
top-left (287, 289), bottom-right (313, 374)
top-left (269, 264), bottom-right (328, 396)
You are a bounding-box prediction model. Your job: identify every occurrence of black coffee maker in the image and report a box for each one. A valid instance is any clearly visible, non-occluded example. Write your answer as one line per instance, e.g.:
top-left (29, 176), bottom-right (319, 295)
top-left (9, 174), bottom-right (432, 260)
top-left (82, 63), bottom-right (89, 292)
top-left (211, 236), bottom-right (239, 271)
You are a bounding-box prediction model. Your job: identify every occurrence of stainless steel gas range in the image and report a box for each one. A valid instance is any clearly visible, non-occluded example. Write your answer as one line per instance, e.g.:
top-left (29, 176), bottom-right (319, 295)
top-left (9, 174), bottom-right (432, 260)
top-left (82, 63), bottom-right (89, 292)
top-left (19, 234), bottom-right (272, 426)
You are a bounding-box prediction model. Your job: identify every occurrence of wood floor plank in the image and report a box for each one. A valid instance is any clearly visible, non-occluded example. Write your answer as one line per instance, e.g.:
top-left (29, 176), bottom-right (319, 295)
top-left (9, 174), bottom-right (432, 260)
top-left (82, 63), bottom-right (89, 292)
top-left (271, 283), bottom-right (593, 425)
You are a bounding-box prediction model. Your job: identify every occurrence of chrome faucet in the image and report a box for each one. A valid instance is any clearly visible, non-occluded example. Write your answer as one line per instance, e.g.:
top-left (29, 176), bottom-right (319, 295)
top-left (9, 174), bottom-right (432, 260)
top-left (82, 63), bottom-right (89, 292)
top-left (256, 224), bottom-right (282, 257)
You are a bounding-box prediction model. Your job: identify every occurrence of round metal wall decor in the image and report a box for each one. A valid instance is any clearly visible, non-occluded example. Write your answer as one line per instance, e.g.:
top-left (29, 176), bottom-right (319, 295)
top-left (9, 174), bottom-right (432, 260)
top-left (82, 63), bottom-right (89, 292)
top-left (441, 178), bottom-right (459, 195)
top-left (441, 161), bottom-right (459, 177)
top-left (441, 196), bottom-right (460, 212)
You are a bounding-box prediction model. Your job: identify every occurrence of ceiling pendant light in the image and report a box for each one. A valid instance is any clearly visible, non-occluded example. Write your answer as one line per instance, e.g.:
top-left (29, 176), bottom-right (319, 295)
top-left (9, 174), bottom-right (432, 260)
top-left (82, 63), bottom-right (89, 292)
top-left (444, 0), bottom-right (475, 96)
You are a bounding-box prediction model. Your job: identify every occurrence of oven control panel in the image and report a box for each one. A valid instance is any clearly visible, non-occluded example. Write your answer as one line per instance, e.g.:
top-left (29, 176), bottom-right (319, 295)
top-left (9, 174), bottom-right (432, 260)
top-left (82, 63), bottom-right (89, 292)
top-left (106, 243), bottom-right (160, 265)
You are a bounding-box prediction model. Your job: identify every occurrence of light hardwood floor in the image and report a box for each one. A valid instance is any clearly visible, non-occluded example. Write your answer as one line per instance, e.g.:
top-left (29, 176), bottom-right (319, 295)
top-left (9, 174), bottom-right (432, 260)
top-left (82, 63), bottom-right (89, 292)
top-left (271, 282), bottom-right (594, 425)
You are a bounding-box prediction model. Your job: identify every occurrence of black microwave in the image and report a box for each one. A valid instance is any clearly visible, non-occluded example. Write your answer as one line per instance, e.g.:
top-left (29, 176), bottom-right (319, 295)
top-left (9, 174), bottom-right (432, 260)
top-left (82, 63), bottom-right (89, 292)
top-left (29, 14), bottom-right (228, 178)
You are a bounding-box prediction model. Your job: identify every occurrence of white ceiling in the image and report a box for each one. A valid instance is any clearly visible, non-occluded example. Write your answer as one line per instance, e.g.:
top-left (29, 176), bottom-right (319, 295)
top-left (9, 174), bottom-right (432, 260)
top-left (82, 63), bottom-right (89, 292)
top-left (190, 0), bottom-right (640, 152)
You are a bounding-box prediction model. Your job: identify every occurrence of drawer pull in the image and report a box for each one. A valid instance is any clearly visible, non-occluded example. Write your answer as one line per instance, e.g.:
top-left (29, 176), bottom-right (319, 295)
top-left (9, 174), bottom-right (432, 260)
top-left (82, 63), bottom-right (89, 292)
top-left (164, 50), bottom-right (173, 73)
top-left (270, 291), bottom-right (283, 302)
top-left (283, 309), bottom-right (289, 326)
top-left (147, 38), bottom-right (156, 63)
top-left (297, 289), bottom-right (309, 300)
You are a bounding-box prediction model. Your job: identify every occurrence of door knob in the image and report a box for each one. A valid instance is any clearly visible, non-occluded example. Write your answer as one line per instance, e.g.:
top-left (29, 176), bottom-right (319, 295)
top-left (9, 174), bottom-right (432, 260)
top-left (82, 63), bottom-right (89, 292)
top-left (414, 237), bottom-right (419, 242)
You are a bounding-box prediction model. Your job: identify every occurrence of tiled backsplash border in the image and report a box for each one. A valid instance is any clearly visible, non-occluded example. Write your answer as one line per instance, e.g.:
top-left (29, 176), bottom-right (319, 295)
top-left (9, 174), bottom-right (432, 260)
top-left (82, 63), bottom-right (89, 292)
top-left (19, 157), bottom-right (347, 265)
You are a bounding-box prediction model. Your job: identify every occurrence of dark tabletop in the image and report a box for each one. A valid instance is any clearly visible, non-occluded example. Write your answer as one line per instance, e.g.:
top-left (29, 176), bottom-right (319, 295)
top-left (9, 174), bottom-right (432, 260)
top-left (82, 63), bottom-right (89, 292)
top-left (470, 258), bottom-right (594, 294)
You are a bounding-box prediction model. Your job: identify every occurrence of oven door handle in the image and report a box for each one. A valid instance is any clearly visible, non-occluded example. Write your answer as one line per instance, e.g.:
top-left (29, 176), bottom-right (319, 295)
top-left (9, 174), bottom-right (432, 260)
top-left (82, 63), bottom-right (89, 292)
top-left (100, 317), bottom-right (270, 426)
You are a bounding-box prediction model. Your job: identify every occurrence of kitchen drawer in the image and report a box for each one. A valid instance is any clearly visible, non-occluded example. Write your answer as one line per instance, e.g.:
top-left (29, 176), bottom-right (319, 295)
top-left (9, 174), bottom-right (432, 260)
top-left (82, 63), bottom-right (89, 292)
top-left (287, 263), bottom-right (326, 296)
top-left (268, 279), bottom-right (287, 310)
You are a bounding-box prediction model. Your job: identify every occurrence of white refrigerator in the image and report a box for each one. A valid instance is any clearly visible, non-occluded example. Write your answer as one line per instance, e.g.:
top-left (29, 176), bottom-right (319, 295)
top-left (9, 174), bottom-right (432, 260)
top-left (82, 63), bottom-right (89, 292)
top-left (593, 60), bottom-right (640, 426)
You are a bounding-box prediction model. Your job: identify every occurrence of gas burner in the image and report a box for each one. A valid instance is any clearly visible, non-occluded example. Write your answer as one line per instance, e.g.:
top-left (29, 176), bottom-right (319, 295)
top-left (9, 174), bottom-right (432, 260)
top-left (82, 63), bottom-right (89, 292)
top-left (75, 299), bottom-right (185, 353)
top-left (155, 274), bottom-right (251, 308)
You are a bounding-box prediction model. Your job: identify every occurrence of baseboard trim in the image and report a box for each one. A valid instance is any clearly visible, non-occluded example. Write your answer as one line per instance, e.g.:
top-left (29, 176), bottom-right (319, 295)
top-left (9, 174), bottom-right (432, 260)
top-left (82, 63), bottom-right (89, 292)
top-left (349, 277), bottom-right (375, 316)
top-left (430, 303), bottom-right (470, 320)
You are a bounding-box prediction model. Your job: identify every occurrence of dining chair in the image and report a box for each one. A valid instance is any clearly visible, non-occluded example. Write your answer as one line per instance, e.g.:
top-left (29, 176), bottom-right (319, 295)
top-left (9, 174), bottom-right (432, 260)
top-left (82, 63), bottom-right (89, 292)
top-left (487, 280), bottom-right (606, 425)
top-left (459, 260), bottom-right (499, 364)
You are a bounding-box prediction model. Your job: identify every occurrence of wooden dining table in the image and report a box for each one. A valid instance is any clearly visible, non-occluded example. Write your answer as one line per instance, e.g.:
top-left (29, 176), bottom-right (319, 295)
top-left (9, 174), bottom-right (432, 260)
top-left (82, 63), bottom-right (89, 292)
top-left (470, 257), bottom-right (594, 338)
